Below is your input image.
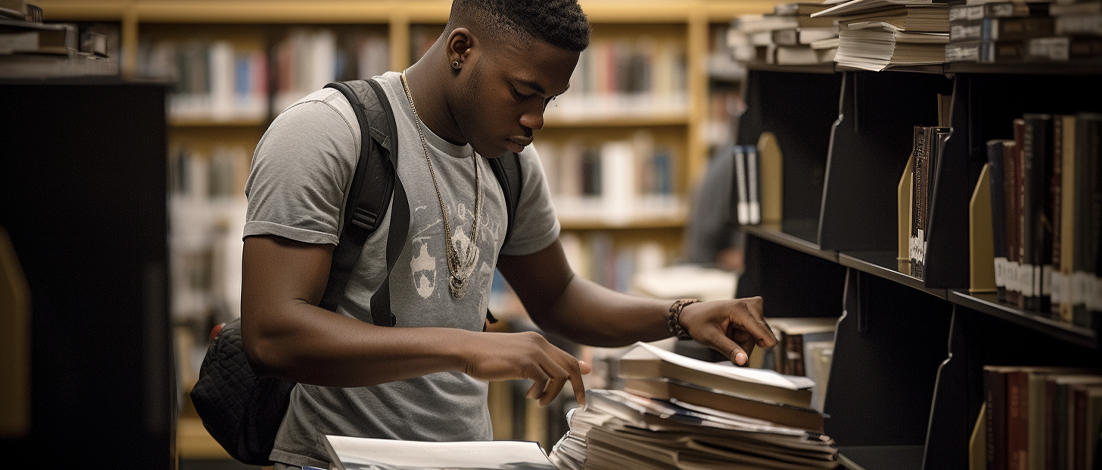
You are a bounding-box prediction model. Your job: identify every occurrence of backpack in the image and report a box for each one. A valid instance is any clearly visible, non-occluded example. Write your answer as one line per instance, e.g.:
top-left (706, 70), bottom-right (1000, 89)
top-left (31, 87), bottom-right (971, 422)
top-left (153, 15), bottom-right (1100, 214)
top-left (189, 78), bottom-right (523, 466)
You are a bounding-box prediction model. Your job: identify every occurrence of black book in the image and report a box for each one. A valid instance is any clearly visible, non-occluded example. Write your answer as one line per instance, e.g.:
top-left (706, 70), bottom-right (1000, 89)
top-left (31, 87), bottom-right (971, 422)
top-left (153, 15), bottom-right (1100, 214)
top-left (1020, 114), bottom-right (1053, 313)
top-left (987, 139), bottom-right (1010, 303)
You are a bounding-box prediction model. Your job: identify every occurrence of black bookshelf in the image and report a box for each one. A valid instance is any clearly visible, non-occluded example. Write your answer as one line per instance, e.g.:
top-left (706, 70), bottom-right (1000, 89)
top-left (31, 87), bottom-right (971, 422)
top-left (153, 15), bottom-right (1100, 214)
top-left (735, 65), bottom-right (1102, 470)
top-left (839, 251), bottom-right (949, 300)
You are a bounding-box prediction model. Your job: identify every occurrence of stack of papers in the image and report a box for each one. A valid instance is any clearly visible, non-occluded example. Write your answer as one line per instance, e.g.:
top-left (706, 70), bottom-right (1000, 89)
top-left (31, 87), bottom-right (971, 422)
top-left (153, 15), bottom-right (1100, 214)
top-left (813, 0), bottom-right (949, 70)
top-left (550, 342), bottom-right (837, 470)
top-left (551, 390), bottom-right (837, 470)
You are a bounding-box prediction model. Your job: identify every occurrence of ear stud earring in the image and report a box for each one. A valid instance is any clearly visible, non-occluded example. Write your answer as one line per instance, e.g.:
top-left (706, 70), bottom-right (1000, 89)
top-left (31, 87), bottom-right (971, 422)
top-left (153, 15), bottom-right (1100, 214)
top-left (452, 60), bottom-right (461, 69)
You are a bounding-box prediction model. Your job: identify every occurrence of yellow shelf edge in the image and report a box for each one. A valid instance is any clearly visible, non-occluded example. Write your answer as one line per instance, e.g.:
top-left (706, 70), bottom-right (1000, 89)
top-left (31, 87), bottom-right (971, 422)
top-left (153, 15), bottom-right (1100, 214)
top-left (36, 0), bottom-right (780, 23)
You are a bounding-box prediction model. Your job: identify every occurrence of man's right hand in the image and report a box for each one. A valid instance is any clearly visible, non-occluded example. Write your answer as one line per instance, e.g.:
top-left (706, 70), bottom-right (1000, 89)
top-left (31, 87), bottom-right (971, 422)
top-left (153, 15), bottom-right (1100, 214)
top-left (458, 331), bottom-right (590, 407)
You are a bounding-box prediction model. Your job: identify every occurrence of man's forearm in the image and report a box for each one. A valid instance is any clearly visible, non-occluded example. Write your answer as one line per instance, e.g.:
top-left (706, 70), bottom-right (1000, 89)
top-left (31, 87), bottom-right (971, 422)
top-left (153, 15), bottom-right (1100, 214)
top-left (245, 303), bottom-right (476, 387)
top-left (530, 274), bottom-right (674, 347)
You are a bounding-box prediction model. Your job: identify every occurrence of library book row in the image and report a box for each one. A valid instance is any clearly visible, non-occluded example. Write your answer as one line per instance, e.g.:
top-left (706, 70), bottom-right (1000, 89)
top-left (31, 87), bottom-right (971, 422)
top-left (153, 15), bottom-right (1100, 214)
top-left (902, 110), bottom-right (1102, 330)
top-left (725, 0), bottom-right (1102, 71)
top-left (135, 26), bottom-right (689, 123)
top-left (533, 131), bottom-right (685, 226)
top-left (978, 366), bottom-right (1102, 470)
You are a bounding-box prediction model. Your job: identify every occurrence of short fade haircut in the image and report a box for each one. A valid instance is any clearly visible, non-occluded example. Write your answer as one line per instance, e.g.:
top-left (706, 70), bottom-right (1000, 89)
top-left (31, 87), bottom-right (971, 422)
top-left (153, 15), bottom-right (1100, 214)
top-left (448, 0), bottom-right (590, 51)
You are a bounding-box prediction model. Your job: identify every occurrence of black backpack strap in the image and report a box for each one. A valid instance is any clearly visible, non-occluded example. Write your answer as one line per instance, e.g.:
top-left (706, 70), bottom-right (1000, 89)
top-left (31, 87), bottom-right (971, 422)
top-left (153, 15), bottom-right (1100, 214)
top-left (320, 79), bottom-right (406, 327)
top-left (488, 152), bottom-right (523, 247)
top-left (485, 152), bottom-right (523, 327)
top-left (366, 79), bottom-right (408, 328)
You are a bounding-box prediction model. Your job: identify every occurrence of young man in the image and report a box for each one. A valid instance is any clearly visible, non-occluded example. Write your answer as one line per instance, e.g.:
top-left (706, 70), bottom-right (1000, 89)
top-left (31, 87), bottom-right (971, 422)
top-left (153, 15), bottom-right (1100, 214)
top-left (241, 0), bottom-right (776, 468)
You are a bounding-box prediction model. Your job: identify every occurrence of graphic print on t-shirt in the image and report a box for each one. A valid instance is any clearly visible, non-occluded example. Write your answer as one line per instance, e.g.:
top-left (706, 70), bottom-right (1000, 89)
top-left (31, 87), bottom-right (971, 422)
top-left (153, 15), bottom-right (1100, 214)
top-left (409, 238), bottom-right (437, 298)
top-left (409, 200), bottom-right (483, 299)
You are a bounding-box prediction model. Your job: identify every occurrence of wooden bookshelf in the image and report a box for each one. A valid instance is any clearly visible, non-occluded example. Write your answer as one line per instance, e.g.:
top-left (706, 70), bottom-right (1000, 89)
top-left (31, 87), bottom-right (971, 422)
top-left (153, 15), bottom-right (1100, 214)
top-left (31, 0), bottom-right (787, 462)
top-left (734, 63), bottom-right (1102, 469)
top-left (35, 0), bottom-right (783, 233)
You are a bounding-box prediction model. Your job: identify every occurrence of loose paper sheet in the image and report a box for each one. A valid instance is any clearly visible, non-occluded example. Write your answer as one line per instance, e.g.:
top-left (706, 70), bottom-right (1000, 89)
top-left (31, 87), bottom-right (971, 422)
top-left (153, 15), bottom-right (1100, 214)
top-left (628, 342), bottom-right (815, 390)
top-left (325, 436), bottom-right (556, 470)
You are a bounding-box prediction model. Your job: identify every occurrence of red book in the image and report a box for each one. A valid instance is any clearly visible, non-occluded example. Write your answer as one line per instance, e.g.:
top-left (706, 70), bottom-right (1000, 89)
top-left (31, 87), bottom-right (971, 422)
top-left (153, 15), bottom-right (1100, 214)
top-left (1006, 369), bottom-right (1028, 470)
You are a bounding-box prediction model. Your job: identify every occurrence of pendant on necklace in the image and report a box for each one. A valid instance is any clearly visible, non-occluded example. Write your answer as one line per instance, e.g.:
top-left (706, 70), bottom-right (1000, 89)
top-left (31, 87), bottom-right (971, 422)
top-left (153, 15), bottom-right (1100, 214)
top-left (449, 276), bottom-right (468, 299)
top-left (447, 241), bottom-right (478, 300)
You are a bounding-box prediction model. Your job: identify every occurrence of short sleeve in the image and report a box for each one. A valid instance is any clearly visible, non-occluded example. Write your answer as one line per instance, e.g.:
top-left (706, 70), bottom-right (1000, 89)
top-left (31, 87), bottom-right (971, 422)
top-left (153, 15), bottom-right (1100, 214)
top-left (243, 90), bottom-right (360, 245)
top-left (498, 146), bottom-right (561, 256)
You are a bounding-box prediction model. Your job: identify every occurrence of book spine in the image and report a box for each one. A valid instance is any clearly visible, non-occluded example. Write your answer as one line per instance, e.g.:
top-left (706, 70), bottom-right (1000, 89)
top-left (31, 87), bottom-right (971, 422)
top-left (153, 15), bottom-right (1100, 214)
top-left (1011, 121), bottom-right (1026, 306)
top-left (1006, 370), bottom-right (1027, 470)
top-left (987, 17), bottom-right (1056, 41)
top-left (918, 126), bottom-right (939, 279)
top-left (1026, 114), bottom-right (1054, 315)
top-left (1074, 114), bottom-right (1101, 325)
top-left (945, 41), bottom-right (981, 63)
top-left (788, 333), bottom-right (805, 377)
top-left (1003, 139), bottom-right (1021, 305)
top-left (980, 40), bottom-right (1027, 64)
top-left (957, 18), bottom-right (1040, 42)
top-left (1051, 117), bottom-right (1064, 319)
top-left (1091, 116), bottom-right (1102, 318)
top-left (1055, 15), bottom-right (1102, 37)
top-left (1059, 115), bottom-right (1077, 323)
top-left (950, 2), bottom-right (1033, 23)
top-left (734, 145), bottom-right (750, 225)
top-left (1020, 117), bottom-right (1037, 311)
top-left (986, 367), bottom-right (1008, 470)
top-left (747, 145), bottom-right (761, 225)
top-left (911, 126), bottom-right (928, 278)
top-left (988, 140), bottom-right (1009, 303)
top-left (1045, 379), bottom-right (1059, 470)
top-left (1049, 2), bottom-right (1102, 16)
top-left (1073, 386), bottom-right (1087, 470)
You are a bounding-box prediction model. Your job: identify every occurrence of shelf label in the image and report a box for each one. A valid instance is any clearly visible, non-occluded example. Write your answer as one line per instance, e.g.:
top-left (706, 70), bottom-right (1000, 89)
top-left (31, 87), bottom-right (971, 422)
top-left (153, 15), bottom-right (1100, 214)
top-left (909, 230), bottom-right (925, 264)
top-left (1072, 271), bottom-right (1090, 306)
top-left (1005, 261), bottom-right (1020, 294)
top-left (1019, 264), bottom-right (1036, 297)
top-left (1050, 271), bottom-right (1064, 305)
top-left (993, 257), bottom-right (1007, 288)
top-left (1090, 275), bottom-right (1102, 312)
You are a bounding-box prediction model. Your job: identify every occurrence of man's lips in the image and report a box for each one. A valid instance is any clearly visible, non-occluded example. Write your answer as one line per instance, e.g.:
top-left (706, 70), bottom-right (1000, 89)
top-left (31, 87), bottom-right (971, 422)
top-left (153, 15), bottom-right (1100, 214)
top-left (506, 137), bottom-right (532, 152)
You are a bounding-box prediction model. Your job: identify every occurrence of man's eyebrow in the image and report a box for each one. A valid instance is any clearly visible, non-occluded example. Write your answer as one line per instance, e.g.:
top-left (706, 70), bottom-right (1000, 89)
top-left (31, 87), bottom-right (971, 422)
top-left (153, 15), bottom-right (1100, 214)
top-left (516, 79), bottom-right (570, 97)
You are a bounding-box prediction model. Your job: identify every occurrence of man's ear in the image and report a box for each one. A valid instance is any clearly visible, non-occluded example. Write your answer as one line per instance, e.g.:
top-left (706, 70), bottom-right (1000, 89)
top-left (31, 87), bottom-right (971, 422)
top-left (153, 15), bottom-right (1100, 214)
top-left (445, 27), bottom-right (476, 69)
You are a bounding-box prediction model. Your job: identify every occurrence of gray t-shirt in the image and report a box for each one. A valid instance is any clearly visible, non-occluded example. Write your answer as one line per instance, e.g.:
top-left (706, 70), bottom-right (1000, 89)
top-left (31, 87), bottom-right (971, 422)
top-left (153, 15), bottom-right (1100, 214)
top-left (243, 71), bottom-right (560, 468)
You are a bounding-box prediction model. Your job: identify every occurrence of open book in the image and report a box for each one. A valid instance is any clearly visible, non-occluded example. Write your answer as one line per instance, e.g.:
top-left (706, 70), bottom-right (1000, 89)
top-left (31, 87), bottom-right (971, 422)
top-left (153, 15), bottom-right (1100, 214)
top-left (619, 342), bottom-right (815, 408)
top-left (324, 435), bottom-right (557, 470)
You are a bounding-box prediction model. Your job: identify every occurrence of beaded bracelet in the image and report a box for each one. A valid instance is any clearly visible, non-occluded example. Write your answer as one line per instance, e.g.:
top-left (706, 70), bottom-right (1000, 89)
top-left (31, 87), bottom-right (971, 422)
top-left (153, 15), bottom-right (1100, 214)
top-left (667, 298), bottom-right (701, 340)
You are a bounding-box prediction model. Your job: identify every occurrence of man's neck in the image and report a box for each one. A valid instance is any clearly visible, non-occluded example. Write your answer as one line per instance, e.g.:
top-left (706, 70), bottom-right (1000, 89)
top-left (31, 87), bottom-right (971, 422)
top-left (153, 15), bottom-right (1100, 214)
top-left (403, 51), bottom-right (467, 147)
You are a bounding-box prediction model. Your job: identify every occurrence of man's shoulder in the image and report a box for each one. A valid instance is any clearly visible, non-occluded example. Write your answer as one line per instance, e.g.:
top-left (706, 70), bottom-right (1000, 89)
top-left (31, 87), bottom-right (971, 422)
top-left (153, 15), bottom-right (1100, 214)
top-left (277, 87), bottom-right (354, 121)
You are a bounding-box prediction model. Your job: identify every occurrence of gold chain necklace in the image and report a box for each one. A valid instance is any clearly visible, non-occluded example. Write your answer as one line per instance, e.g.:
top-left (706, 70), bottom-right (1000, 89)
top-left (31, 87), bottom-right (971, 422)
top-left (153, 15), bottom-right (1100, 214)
top-left (400, 71), bottom-right (482, 299)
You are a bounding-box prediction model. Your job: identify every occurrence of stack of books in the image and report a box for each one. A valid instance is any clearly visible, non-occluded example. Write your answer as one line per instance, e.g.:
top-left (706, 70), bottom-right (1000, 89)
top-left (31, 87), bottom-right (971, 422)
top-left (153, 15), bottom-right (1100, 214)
top-left (550, 342), bottom-right (837, 470)
top-left (946, 0), bottom-right (1102, 63)
top-left (812, 0), bottom-right (950, 71)
top-left (727, 3), bottom-right (840, 65)
top-left (945, 0), bottom-right (1053, 63)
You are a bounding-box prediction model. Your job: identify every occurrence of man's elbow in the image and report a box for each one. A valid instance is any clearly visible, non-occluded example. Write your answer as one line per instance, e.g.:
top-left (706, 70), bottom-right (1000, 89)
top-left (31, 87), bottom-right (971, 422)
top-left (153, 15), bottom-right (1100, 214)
top-left (241, 319), bottom-right (289, 378)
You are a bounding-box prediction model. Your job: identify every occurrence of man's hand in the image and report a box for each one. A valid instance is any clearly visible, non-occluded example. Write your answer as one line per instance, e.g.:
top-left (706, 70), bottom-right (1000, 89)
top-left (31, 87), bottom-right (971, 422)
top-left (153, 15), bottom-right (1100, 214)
top-left (676, 296), bottom-right (775, 365)
top-left (459, 331), bottom-right (591, 407)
